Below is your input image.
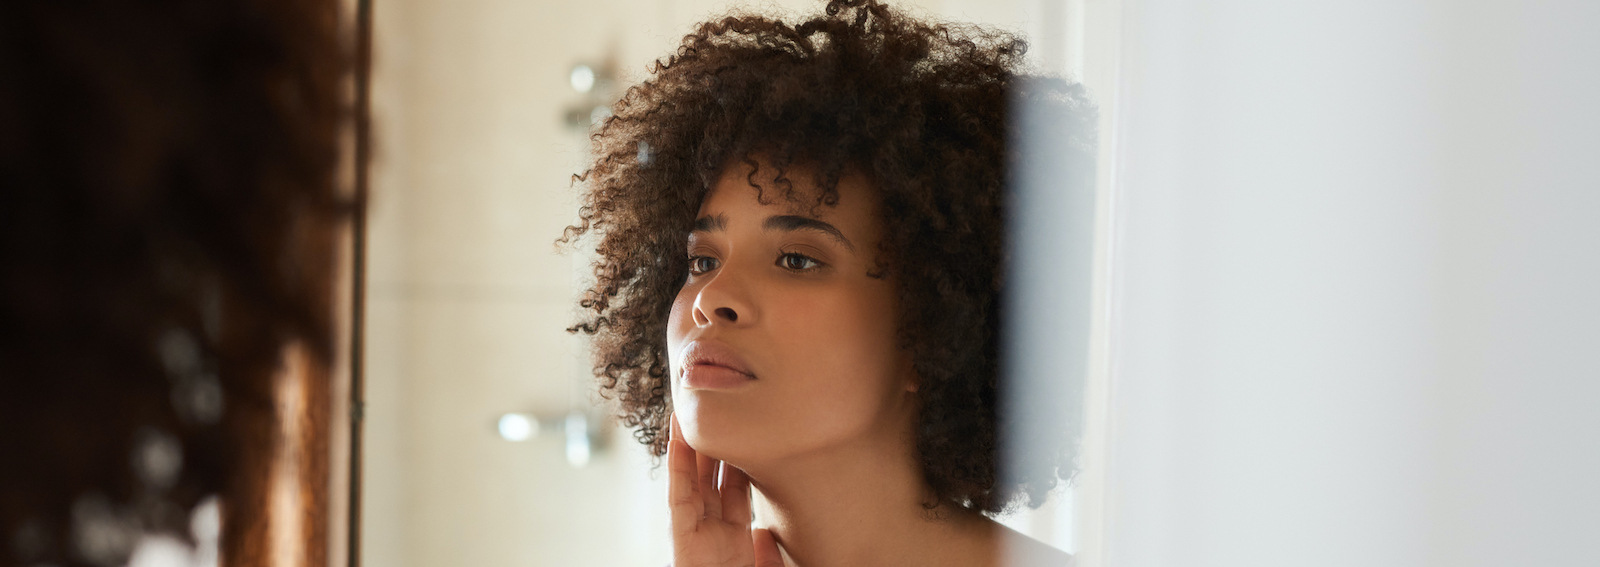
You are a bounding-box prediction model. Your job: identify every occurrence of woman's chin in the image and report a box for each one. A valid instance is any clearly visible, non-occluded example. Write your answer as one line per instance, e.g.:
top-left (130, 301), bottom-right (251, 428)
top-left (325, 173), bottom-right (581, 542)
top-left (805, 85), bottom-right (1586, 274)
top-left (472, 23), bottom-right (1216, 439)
top-left (677, 401), bottom-right (766, 462)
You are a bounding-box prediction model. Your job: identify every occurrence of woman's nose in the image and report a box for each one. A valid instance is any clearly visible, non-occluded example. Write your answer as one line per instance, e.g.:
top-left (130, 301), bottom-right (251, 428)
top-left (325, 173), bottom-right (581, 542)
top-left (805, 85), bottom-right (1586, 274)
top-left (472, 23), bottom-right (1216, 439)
top-left (693, 301), bottom-right (739, 325)
top-left (691, 269), bottom-right (754, 327)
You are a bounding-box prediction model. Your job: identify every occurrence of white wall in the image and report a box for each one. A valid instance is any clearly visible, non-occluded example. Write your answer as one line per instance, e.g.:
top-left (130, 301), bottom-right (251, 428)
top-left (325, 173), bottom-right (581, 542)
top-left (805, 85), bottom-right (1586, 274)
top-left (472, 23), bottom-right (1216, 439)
top-left (364, 0), bottom-right (669, 564)
top-left (1099, 2), bottom-right (1600, 566)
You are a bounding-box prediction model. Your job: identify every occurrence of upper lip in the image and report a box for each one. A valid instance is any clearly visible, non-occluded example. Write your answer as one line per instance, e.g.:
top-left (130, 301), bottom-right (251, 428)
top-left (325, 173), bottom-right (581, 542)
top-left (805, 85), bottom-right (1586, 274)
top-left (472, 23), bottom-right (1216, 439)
top-left (679, 340), bottom-right (756, 379)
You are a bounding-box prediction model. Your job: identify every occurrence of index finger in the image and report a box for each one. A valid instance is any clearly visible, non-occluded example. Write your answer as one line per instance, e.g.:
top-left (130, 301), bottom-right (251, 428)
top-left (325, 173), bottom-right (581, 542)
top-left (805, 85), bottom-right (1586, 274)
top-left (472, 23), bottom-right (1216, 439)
top-left (666, 413), bottom-right (703, 534)
top-left (754, 528), bottom-right (787, 567)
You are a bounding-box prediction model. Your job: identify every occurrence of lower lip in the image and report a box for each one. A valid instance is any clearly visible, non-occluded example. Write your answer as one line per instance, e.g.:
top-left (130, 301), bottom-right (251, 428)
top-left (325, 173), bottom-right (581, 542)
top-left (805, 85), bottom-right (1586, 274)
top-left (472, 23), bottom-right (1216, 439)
top-left (681, 364), bottom-right (755, 389)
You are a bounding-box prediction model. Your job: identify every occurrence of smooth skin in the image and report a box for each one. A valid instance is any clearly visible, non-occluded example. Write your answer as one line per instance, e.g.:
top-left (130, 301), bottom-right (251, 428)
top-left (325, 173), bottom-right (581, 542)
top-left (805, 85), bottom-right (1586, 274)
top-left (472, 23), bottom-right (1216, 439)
top-left (665, 160), bottom-right (1069, 567)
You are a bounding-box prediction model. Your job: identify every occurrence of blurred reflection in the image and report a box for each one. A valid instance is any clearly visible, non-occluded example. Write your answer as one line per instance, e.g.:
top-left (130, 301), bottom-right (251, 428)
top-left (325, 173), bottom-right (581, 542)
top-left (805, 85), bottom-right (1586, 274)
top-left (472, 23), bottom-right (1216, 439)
top-left (0, 0), bottom-right (351, 565)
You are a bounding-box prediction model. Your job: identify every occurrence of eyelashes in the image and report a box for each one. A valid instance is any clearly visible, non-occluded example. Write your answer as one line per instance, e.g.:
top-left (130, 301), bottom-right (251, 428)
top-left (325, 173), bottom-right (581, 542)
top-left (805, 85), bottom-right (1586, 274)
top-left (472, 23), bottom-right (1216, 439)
top-left (777, 252), bottom-right (820, 271)
top-left (688, 255), bottom-right (720, 275)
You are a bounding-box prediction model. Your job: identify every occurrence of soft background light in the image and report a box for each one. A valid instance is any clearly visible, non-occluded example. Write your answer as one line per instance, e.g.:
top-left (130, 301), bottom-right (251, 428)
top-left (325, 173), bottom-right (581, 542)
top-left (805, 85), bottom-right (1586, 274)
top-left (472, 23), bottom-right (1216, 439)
top-left (496, 413), bottom-right (537, 442)
top-left (568, 64), bottom-right (595, 94)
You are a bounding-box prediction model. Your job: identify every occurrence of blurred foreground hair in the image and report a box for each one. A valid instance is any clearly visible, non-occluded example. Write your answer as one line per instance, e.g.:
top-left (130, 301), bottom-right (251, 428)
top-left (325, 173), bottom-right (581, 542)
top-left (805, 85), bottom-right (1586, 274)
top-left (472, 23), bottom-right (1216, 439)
top-left (0, 0), bottom-right (348, 565)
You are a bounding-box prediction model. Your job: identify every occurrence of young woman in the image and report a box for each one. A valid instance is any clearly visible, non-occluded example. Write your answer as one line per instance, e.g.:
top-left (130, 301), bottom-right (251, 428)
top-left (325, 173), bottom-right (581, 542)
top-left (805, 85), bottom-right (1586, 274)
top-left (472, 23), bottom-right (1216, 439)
top-left (567, 1), bottom-right (1088, 565)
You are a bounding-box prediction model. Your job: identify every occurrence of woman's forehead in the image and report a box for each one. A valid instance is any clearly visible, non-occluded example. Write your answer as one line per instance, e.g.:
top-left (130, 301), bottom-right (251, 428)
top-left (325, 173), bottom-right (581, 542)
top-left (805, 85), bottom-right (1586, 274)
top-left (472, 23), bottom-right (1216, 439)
top-left (698, 164), bottom-right (878, 220)
top-left (696, 184), bottom-right (829, 217)
top-left (692, 171), bottom-right (883, 248)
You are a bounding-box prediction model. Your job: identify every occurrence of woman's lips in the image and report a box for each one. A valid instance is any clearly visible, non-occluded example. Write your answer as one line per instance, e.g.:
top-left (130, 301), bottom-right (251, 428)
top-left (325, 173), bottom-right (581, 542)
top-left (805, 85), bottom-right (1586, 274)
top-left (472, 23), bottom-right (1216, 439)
top-left (678, 340), bottom-right (756, 390)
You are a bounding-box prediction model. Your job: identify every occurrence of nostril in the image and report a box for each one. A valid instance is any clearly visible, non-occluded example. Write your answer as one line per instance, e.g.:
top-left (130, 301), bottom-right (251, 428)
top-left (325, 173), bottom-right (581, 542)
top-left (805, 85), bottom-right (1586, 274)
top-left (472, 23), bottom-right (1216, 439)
top-left (714, 307), bottom-right (738, 322)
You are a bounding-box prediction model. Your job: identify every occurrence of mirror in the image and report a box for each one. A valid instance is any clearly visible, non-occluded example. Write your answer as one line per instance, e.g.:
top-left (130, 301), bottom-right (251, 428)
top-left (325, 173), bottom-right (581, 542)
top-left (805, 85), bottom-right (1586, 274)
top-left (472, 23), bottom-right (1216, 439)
top-left (359, 0), bottom-right (1115, 564)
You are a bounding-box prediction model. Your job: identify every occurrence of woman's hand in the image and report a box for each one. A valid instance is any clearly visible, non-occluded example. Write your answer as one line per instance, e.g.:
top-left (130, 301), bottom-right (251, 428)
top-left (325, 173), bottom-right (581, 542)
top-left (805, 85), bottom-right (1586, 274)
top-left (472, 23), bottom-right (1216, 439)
top-left (668, 413), bottom-right (786, 567)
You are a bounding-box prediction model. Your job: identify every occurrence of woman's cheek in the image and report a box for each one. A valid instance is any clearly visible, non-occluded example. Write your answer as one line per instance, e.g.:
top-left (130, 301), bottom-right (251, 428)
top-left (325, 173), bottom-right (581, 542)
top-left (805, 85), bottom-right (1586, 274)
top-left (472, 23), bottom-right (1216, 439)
top-left (669, 282), bottom-right (700, 326)
top-left (775, 289), bottom-right (877, 382)
top-left (768, 289), bottom-right (833, 346)
top-left (665, 290), bottom-right (695, 363)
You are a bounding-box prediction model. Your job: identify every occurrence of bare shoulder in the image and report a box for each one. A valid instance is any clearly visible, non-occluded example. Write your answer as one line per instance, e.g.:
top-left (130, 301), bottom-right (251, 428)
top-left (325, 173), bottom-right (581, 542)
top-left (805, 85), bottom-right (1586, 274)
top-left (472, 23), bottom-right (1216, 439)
top-left (994, 523), bottom-right (1074, 567)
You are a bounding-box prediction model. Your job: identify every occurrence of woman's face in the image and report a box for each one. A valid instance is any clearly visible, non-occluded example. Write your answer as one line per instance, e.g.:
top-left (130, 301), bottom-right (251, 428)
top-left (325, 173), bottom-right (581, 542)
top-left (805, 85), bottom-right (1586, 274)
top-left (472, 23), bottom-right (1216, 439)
top-left (667, 163), bottom-right (916, 468)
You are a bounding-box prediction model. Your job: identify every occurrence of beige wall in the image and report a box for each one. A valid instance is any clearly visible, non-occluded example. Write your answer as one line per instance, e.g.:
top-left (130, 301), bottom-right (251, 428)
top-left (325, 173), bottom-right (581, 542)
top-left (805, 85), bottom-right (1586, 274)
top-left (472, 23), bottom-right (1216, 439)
top-left (362, 1), bottom-right (1098, 565)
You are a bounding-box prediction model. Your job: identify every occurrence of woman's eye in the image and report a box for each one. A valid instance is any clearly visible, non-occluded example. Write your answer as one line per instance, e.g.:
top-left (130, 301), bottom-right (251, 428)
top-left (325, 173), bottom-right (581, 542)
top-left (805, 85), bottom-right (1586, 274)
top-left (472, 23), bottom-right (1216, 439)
top-left (777, 252), bottom-right (821, 271)
top-left (688, 256), bottom-right (720, 275)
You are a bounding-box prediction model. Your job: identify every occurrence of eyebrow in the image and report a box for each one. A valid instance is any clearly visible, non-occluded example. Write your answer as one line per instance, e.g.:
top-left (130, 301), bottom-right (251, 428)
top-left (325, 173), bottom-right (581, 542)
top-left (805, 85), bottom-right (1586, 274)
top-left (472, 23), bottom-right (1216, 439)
top-left (691, 214), bottom-right (727, 233)
top-left (764, 215), bottom-right (854, 251)
top-left (688, 213), bottom-right (855, 251)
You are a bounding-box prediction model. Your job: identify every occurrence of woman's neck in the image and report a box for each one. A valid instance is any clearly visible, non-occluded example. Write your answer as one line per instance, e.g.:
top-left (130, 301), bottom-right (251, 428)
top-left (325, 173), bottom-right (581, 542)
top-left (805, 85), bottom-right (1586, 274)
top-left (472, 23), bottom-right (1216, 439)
top-left (742, 427), bottom-right (999, 567)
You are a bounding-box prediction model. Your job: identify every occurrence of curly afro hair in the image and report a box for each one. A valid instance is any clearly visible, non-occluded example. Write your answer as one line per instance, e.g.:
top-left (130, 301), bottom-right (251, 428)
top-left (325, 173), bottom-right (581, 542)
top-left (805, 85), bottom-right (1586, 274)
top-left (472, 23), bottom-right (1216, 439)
top-left (566, 0), bottom-right (1091, 515)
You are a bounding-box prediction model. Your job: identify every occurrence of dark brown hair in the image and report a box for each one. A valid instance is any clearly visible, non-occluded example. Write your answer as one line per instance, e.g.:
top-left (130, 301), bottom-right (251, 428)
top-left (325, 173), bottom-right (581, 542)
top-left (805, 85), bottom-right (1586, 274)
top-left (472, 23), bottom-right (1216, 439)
top-left (0, 0), bottom-right (347, 565)
top-left (567, 0), bottom-right (1089, 514)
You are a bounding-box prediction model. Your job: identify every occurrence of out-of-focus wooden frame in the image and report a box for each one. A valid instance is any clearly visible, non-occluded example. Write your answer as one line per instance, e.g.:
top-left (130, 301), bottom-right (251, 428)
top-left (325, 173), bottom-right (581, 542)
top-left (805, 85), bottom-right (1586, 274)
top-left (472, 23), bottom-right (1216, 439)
top-left (267, 1), bottom-right (371, 565)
